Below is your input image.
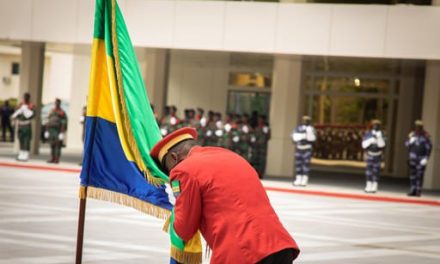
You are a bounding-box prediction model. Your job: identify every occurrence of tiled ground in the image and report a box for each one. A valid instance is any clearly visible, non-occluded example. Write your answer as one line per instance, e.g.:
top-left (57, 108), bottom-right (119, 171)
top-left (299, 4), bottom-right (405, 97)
top-left (0, 162), bottom-right (439, 263)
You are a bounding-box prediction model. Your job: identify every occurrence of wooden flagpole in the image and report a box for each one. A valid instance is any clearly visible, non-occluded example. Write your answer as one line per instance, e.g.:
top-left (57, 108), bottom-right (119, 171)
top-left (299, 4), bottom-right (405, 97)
top-left (75, 186), bottom-right (87, 264)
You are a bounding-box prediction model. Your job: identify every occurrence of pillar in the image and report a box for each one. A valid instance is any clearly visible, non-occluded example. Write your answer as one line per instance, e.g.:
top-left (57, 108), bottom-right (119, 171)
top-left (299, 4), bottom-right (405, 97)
top-left (266, 56), bottom-right (302, 178)
top-left (392, 61), bottom-right (420, 177)
top-left (66, 45), bottom-right (92, 151)
top-left (18, 42), bottom-right (45, 155)
top-left (422, 61), bottom-right (440, 190)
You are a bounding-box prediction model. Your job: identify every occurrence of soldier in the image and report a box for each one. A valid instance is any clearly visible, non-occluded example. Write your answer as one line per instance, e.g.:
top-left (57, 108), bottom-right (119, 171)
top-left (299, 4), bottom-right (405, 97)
top-left (251, 115), bottom-right (270, 178)
top-left (204, 111), bottom-right (217, 146)
top-left (361, 120), bottom-right (386, 193)
top-left (222, 113), bottom-right (234, 150)
top-left (0, 100), bottom-right (14, 142)
top-left (405, 120), bottom-right (432, 197)
top-left (214, 112), bottom-right (224, 147)
top-left (44, 99), bottom-right (67, 163)
top-left (11, 93), bottom-right (35, 161)
top-left (238, 114), bottom-right (252, 161)
top-left (291, 116), bottom-right (316, 187)
top-left (160, 105), bottom-right (181, 136)
top-left (195, 108), bottom-right (207, 145)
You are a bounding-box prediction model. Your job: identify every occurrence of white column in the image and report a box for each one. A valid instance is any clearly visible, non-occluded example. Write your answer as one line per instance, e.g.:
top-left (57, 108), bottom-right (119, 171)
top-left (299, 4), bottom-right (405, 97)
top-left (392, 62), bottom-right (418, 178)
top-left (66, 45), bottom-right (91, 150)
top-left (266, 56), bottom-right (302, 178)
top-left (422, 61), bottom-right (440, 190)
top-left (18, 42), bottom-right (45, 155)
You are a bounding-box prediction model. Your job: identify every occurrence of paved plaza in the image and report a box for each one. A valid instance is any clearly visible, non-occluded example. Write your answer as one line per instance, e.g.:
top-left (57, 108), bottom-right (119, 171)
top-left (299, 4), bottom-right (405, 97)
top-left (0, 159), bottom-right (440, 264)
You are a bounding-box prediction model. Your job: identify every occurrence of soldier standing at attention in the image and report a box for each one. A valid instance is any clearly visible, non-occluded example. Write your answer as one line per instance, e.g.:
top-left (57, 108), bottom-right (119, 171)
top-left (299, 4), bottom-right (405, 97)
top-left (195, 108), bottom-right (207, 145)
top-left (0, 100), bottom-right (14, 142)
top-left (251, 115), bottom-right (270, 178)
top-left (11, 93), bottom-right (35, 161)
top-left (361, 119), bottom-right (386, 193)
top-left (405, 120), bottom-right (432, 197)
top-left (44, 99), bottom-right (67, 164)
top-left (291, 116), bottom-right (316, 187)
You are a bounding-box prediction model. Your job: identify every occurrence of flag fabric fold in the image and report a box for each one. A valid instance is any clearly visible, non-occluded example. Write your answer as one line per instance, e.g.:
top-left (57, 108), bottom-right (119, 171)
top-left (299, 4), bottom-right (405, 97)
top-left (80, 0), bottom-right (202, 262)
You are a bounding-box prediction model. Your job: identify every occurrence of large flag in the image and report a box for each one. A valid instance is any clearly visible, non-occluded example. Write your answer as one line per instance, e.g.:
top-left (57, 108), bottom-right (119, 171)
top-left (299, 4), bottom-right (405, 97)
top-left (80, 0), bottom-right (201, 263)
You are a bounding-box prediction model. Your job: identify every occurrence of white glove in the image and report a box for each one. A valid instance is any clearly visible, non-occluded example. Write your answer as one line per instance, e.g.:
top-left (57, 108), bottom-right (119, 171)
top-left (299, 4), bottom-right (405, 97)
top-left (262, 126), bottom-right (269, 134)
top-left (200, 117), bottom-right (207, 127)
top-left (242, 125), bottom-right (249, 134)
top-left (23, 108), bottom-right (33, 119)
top-left (232, 136), bottom-right (239, 143)
top-left (409, 136), bottom-right (416, 145)
top-left (216, 121), bottom-right (223, 129)
top-left (79, 116), bottom-right (85, 123)
top-left (58, 133), bottom-right (65, 141)
top-left (215, 129), bottom-right (223, 137)
top-left (206, 130), bottom-right (213, 137)
top-left (292, 132), bottom-right (306, 142)
top-left (420, 157), bottom-right (428, 166)
top-left (250, 136), bottom-right (256, 143)
top-left (224, 124), bottom-right (232, 133)
top-left (160, 128), bottom-right (168, 136)
top-left (362, 137), bottom-right (377, 149)
top-left (44, 131), bottom-right (50, 139)
top-left (170, 117), bottom-right (177, 125)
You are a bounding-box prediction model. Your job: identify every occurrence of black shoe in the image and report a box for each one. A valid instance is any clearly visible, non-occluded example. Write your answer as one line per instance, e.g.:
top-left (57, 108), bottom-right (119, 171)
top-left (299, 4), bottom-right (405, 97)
top-left (407, 190), bottom-right (417, 196)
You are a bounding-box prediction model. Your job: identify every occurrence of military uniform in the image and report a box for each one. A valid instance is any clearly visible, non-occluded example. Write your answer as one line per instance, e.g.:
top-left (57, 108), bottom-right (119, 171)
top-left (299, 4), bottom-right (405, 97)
top-left (251, 123), bottom-right (270, 178)
top-left (11, 102), bottom-right (35, 161)
top-left (150, 128), bottom-right (300, 264)
top-left (361, 121), bottom-right (386, 193)
top-left (405, 123), bottom-right (432, 197)
top-left (45, 107), bottom-right (67, 163)
top-left (291, 121), bottom-right (316, 186)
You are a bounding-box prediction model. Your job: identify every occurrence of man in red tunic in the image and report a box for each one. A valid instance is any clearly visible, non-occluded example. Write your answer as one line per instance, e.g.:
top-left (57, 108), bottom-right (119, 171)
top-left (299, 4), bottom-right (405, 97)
top-left (151, 127), bottom-right (300, 263)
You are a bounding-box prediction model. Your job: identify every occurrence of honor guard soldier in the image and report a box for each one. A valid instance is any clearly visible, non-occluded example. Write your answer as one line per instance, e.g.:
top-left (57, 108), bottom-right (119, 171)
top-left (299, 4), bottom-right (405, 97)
top-left (44, 99), bottom-right (67, 163)
top-left (11, 93), bottom-right (35, 161)
top-left (362, 119), bottom-right (386, 193)
top-left (150, 127), bottom-right (300, 264)
top-left (405, 120), bottom-right (432, 197)
top-left (160, 106), bottom-right (181, 136)
top-left (251, 115), bottom-right (270, 178)
top-left (291, 116), bottom-right (316, 187)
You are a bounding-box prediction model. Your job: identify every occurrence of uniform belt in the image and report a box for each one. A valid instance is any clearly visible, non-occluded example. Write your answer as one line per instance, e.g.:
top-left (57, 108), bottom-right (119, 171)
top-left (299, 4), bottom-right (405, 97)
top-left (367, 151), bottom-right (382, 157)
top-left (297, 144), bottom-right (312, 150)
top-left (18, 120), bottom-right (32, 126)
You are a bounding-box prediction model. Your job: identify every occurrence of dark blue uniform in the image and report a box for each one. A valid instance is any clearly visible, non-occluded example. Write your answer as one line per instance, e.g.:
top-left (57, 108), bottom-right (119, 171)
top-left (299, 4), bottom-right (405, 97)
top-left (362, 129), bottom-right (386, 192)
top-left (292, 125), bottom-right (316, 186)
top-left (405, 131), bottom-right (432, 196)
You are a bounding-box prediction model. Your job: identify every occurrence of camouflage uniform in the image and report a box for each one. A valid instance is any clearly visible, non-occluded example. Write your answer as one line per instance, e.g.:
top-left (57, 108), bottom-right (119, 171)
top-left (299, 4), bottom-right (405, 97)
top-left (291, 123), bottom-right (316, 186)
top-left (251, 123), bottom-right (270, 178)
top-left (405, 127), bottom-right (432, 196)
top-left (362, 125), bottom-right (386, 193)
top-left (46, 108), bottom-right (67, 163)
top-left (11, 102), bottom-right (35, 161)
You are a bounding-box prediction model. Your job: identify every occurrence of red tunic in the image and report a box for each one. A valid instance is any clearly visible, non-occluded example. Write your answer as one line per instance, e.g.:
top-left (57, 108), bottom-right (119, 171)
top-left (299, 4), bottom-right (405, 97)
top-left (171, 146), bottom-right (299, 263)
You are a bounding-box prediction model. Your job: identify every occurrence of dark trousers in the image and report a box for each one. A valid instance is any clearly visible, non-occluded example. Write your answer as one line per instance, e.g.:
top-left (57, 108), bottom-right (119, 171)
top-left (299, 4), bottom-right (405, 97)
top-left (258, 248), bottom-right (298, 264)
top-left (366, 155), bottom-right (381, 182)
top-left (1, 121), bottom-right (13, 141)
top-left (295, 149), bottom-right (312, 176)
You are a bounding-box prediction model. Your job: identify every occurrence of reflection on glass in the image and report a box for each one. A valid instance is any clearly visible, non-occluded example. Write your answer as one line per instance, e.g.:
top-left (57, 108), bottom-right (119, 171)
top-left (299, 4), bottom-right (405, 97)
top-left (227, 91), bottom-right (271, 117)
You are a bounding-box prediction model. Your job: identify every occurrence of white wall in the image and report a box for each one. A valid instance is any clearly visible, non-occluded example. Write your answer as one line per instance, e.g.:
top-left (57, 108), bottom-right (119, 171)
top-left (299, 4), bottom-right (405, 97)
top-left (0, 54), bottom-right (20, 100)
top-left (42, 52), bottom-right (73, 104)
top-left (167, 50), bottom-right (230, 117)
top-left (1, 1), bottom-right (440, 60)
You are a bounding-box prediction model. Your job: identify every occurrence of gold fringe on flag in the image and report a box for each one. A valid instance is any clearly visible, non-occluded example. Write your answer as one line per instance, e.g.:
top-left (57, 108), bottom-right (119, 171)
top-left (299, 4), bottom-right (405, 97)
top-left (81, 186), bottom-right (171, 220)
top-left (171, 245), bottom-right (202, 264)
